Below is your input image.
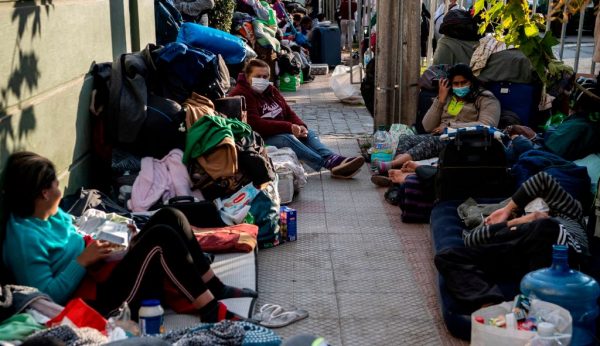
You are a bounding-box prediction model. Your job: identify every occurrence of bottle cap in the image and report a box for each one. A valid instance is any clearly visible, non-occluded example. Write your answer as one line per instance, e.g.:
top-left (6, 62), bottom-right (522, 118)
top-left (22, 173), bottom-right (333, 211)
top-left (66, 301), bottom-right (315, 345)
top-left (141, 299), bottom-right (161, 307)
top-left (537, 322), bottom-right (555, 337)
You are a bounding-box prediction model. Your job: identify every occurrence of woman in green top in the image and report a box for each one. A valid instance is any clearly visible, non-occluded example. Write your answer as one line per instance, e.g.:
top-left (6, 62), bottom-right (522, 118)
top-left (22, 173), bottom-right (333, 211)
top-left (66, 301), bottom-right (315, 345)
top-left (1, 152), bottom-right (256, 320)
top-left (372, 64), bottom-right (500, 186)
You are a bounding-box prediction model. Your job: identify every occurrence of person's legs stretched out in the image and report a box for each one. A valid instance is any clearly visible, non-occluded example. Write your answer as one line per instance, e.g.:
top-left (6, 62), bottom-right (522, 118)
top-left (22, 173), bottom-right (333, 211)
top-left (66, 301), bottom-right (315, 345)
top-left (93, 208), bottom-right (256, 321)
top-left (266, 131), bottom-right (365, 178)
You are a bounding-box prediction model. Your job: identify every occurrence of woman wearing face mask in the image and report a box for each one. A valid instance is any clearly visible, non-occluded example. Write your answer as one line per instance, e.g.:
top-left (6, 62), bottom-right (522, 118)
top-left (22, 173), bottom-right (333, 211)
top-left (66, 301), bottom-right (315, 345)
top-left (229, 59), bottom-right (365, 178)
top-left (371, 63), bottom-right (500, 186)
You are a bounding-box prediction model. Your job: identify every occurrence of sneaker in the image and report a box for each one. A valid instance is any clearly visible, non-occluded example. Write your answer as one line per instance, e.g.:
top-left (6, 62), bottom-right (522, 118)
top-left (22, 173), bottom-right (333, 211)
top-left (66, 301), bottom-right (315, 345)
top-left (330, 156), bottom-right (365, 178)
top-left (370, 174), bottom-right (392, 187)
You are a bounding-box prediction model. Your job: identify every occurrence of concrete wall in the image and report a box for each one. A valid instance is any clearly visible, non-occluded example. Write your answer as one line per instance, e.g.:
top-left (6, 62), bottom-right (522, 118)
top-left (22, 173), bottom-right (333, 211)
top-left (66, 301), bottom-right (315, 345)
top-left (0, 0), bottom-right (155, 195)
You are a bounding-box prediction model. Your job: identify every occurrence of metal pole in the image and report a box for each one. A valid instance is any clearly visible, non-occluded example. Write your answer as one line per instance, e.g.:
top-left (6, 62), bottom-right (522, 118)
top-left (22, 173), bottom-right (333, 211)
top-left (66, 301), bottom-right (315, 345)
top-left (558, 0), bottom-right (569, 60)
top-left (396, 0), bottom-right (404, 124)
top-left (545, 0), bottom-right (553, 33)
top-left (573, 4), bottom-right (586, 72)
top-left (532, 0), bottom-right (538, 14)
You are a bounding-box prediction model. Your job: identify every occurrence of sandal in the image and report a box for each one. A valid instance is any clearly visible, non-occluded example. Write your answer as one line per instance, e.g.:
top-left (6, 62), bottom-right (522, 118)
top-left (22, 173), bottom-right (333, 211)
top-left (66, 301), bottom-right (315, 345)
top-left (255, 304), bottom-right (309, 328)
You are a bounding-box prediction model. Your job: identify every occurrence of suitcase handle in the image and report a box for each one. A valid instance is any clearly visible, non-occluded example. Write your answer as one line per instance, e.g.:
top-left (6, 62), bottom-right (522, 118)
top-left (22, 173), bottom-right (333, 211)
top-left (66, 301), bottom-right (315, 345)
top-left (165, 196), bottom-right (197, 204)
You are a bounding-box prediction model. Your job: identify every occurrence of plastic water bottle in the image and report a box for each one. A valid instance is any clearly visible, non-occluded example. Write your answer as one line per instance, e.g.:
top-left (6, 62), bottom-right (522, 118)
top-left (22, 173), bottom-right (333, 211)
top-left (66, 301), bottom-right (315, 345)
top-left (138, 299), bottom-right (164, 336)
top-left (371, 125), bottom-right (394, 172)
top-left (521, 245), bottom-right (600, 346)
top-left (364, 48), bottom-right (373, 66)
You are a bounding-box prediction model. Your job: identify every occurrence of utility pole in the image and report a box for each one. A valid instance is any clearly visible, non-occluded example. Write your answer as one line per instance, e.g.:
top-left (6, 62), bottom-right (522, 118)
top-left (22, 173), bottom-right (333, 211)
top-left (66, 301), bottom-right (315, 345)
top-left (399, 0), bottom-right (421, 126)
top-left (374, 0), bottom-right (399, 128)
top-left (374, 0), bottom-right (421, 128)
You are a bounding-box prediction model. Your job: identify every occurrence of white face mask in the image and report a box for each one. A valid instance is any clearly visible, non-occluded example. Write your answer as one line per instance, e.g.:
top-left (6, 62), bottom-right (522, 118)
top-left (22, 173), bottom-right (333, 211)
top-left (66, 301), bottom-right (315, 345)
top-left (251, 78), bottom-right (270, 93)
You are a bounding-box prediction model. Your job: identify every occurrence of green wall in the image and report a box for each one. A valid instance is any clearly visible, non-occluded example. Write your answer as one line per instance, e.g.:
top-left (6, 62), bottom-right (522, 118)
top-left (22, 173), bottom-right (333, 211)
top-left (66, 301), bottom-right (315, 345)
top-left (0, 0), bottom-right (155, 195)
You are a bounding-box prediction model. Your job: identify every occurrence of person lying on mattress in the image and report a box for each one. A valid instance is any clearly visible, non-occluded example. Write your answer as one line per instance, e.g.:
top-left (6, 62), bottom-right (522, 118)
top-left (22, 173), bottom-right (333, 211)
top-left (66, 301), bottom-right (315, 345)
top-left (371, 63), bottom-right (500, 186)
top-left (1, 152), bottom-right (256, 320)
top-left (229, 58), bottom-right (365, 179)
top-left (434, 171), bottom-right (590, 312)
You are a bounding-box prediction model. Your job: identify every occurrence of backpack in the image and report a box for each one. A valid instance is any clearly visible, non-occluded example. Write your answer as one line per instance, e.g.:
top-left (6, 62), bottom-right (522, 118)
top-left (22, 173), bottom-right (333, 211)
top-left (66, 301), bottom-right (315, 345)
top-left (155, 0), bottom-right (183, 46)
top-left (122, 94), bottom-right (187, 159)
top-left (439, 9), bottom-right (481, 41)
top-left (436, 129), bottom-right (513, 201)
top-left (278, 49), bottom-right (301, 76)
top-left (152, 42), bottom-right (229, 102)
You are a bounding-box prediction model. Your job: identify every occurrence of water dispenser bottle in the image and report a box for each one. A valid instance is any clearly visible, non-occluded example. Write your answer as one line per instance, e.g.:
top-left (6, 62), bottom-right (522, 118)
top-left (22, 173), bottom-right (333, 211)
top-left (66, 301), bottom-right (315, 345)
top-left (521, 245), bottom-right (600, 346)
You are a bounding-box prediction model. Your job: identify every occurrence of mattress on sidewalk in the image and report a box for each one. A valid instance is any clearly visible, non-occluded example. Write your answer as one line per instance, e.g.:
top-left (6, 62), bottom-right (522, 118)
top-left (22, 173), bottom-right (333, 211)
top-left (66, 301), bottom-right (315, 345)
top-left (163, 250), bottom-right (257, 331)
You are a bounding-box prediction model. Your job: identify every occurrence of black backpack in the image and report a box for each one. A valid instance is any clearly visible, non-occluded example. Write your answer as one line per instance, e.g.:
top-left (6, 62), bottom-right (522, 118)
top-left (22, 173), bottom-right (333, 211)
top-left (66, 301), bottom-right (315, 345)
top-left (439, 9), bottom-right (481, 41)
top-left (122, 94), bottom-right (187, 159)
top-left (155, 0), bottom-right (183, 46)
top-left (436, 129), bottom-right (514, 201)
top-left (278, 48), bottom-right (302, 76)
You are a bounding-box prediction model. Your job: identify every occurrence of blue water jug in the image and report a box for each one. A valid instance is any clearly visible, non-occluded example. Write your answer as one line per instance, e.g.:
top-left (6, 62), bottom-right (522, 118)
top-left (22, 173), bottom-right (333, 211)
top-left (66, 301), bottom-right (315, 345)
top-left (520, 245), bottom-right (600, 346)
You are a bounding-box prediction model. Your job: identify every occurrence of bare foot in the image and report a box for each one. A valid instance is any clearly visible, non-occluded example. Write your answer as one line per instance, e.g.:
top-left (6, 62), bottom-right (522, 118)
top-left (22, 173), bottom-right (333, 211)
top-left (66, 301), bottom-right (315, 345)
top-left (401, 160), bottom-right (420, 173)
top-left (388, 170), bottom-right (412, 184)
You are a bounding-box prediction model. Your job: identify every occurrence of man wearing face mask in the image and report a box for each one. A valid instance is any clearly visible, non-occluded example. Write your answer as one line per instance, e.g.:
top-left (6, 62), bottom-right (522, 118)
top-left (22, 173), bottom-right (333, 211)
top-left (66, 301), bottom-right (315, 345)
top-left (229, 59), bottom-right (365, 178)
top-left (371, 63), bottom-right (500, 185)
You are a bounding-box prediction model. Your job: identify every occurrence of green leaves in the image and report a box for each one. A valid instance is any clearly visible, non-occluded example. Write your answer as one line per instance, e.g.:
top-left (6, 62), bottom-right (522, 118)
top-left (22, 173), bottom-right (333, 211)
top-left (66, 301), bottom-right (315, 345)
top-left (524, 23), bottom-right (539, 37)
top-left (470, 0), bottom-right (588, 86)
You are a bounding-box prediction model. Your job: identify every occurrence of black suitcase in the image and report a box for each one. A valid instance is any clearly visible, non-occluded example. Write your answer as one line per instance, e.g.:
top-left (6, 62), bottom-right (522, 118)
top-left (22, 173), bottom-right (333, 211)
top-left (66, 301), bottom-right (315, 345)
top-left (214, 96), bottom-right (247, 123)
top-left (152, 196), bottom-right (225, 228)
top-left (436, 130), bottom-right (514, 201)
top-left (310, 26), bottom-right (341, 66)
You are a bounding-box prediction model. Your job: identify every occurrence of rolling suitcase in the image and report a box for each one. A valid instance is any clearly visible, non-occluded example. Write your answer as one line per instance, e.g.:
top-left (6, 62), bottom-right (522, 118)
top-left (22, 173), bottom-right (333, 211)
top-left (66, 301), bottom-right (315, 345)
top-left (486, 82), bottom-right (539, 127)
top-left (436, 129), bottom-right (514, 201)
top-left (310, 26), bottom-right (341, 67)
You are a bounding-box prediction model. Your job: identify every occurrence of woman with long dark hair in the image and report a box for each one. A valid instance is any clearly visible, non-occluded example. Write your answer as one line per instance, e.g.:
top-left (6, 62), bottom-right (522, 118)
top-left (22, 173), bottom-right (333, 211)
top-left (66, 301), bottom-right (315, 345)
top-left (372, 63), bottom-right (500, 186)
top-left (1, 152), bottom-right (256, 320)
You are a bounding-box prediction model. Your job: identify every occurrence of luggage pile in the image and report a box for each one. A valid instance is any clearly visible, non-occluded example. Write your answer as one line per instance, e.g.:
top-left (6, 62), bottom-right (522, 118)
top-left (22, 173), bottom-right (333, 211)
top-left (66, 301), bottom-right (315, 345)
top-left (88, 7), bottom-right (301, 248)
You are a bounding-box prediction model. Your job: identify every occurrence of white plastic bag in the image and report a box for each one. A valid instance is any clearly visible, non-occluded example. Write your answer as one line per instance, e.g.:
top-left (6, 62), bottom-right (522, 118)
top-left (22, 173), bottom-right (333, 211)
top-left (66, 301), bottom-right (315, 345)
top-left (329, 65), bottom-right (364, 104)
top-left (266, 146), bottom-right (307, 191)
top-left (471, 299), bottom-right (572, 346)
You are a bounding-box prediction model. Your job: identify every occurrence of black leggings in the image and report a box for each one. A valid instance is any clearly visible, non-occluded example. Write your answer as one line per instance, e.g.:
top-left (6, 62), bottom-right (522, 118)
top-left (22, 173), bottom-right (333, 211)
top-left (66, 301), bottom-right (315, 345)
top-left (92, 208), bottom-right (211, 316)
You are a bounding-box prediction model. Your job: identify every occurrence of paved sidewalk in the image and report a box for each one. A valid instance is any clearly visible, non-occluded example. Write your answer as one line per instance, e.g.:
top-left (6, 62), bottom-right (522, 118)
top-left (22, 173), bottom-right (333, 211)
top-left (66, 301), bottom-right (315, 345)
top-left (254, 76), bottom-right (468, 345)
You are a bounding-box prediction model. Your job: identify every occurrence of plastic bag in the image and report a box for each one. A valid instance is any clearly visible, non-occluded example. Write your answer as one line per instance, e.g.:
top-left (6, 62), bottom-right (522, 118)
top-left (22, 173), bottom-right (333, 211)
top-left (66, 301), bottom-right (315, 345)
top-left (47, 298), bottom-right (107, 333)
top-left (176, 23), bottom-right (247, 64)
top-left (388, 124), bottom-right (415, 154)
top-left (266, 146), bottom-right (307, 191)
top-left (330, 65), bottom-right (364, 104)
top-left (471, 299), bottom-right (572, 346)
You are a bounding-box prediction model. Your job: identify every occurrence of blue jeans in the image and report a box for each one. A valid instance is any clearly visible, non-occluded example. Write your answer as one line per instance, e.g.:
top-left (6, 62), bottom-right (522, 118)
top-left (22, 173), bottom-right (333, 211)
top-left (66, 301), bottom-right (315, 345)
top-left (265, 129), bottom-right (335, 170)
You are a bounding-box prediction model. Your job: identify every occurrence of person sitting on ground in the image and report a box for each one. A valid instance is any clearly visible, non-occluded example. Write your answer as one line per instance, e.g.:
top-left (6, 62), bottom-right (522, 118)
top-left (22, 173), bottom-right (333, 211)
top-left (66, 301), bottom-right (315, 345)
top-left (371, 63), bottom-right (500, 186)
top-left (435, 171), bottom-right (589, 312)
top-left (228, 59), bottom-right (365, 178)
top-left (1, 152), bottom-right (256, 320)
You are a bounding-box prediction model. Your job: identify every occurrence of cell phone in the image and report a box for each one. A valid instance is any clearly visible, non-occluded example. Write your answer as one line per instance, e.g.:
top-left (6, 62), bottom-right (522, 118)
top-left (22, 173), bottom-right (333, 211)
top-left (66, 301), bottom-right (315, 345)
top-left (432, 79), bottom-right (440, 88)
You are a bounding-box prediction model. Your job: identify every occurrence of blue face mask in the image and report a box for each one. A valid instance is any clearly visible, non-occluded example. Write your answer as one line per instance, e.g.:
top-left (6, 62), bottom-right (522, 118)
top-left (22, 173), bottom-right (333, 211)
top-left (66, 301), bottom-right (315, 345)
top-left (453, 86), bottom-right (471, 98)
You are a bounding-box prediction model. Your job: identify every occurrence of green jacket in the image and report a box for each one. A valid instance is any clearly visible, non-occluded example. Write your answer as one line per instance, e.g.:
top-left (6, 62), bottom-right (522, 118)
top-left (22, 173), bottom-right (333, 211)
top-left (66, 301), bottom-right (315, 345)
top-left (183, 115), bottom-right (252, 164)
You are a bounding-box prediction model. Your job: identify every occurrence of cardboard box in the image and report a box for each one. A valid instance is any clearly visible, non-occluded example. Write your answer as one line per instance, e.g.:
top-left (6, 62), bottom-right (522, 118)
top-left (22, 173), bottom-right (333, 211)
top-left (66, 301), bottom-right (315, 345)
top-left (280, 206), bottom-right (297, 242)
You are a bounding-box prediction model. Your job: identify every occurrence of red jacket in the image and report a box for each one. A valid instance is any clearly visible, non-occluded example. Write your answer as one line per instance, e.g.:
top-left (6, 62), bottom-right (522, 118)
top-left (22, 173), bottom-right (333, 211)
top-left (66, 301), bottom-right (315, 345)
top-left (228, 74), bottom-right (306, 138)
top-left (340, 0), bottom-right (357, 20)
